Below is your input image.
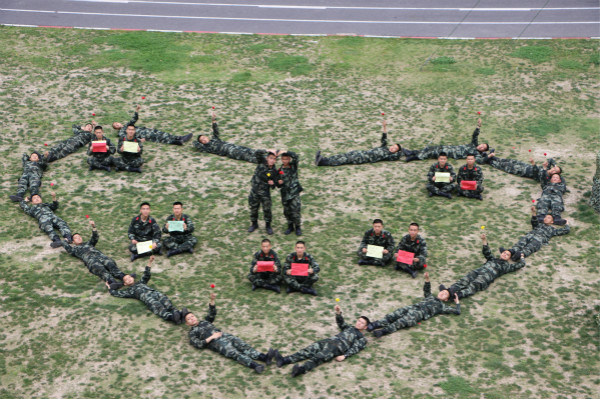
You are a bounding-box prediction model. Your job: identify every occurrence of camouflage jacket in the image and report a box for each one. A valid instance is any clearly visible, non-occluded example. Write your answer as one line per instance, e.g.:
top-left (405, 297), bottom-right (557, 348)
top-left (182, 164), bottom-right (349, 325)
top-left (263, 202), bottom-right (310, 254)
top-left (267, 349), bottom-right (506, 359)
top-left (530, 216), bottom-right (570, 242)
top-left (330, 313), bottom-right (367, 358)
top-left (481, 244), bottom-right (526, 275)
top-left (284, 252), bottom-right (320, 275)
top-left (456, 164), bottom-right (484, 186)
top-left (108, 267), bottom-right (156, 300)
top-left (414, 282), bottom-right (461, 320)
top-left (250, 249), bottom-right (282, 274)
top-left (193, 122), bottom-right (259, 163)
top-left (162, 213), bottom-right (195, 238)
top-left (117, 136), bottom-right (143, 161)
top-left (277, 151), bottom-right (303, 201)
top-left (61, 230), bottom-right (104, 264)
top-left (21, 153), bottom-right (47, 176)
top-left (250, 150), bottom-right (278, 193)
top-left (358, 228), bottom-right (395, 255)
top-left (128, 215), bottom-right (161, 242)
top-left (19, 200), bottom-right (58, 225)
top-left (395, 234), bottom-right (428, 264)
top-left (188, 304), bottom-right (219, 349)
top-left (427, 162), bottom-right (456, 183)
top-left (87, 136), bottom-right (116, 158)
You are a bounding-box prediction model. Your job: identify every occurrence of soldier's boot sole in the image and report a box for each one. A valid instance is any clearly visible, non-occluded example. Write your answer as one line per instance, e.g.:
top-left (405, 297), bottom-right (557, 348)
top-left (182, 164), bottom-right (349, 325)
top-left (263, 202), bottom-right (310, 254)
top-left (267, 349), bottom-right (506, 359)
top-left (266, 348), bottom-right (276, 366)
top-left (291, 364), bottom-right (306, 377)
top-left (10, 195), bottom-right (23, 202)
top-left (50, 240), bottom-right (63, 248)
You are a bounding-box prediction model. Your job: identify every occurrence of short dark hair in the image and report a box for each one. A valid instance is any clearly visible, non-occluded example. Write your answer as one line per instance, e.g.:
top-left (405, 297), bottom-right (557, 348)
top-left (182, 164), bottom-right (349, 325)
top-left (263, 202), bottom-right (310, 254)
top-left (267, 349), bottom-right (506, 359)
top-left (372, 218), bottom-right (383, 225)
top-left (281, 152), bottom-right (291, 158)
top-left (438, 152), bottom-right (448, 158)
top-left (480, 143), bottom-right (489, 152)
top-left (267, 151), bottom-right (277, 157)
top-left (140, 202), bottom-right (150, 209)
top-left (127, 123), bottom-right (136, 128)
top-left (409, 222), bottom-right (419, 228)
top-left (261, 238), bottom-right (271, 244)
top-left (296, 240), bottom-right (306, 246)
top-left (31, 194), bottom-right (42, 200)
top-left (359, 316), bottom-right (370, 325)
top-left (173, 201), bottom-right (183, 207)
top-left (554, 165), bottom-right (562, 175)
top-left (466, 153), bottom-right (476, 158)
top-left (94, 126), bottom-right (103, 131)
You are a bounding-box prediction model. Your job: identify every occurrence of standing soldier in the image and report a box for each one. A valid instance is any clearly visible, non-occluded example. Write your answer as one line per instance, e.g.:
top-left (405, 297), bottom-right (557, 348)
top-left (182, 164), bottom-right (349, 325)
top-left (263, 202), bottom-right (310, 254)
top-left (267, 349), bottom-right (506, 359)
top-left (115, 124), bottom-right (144, 173)
top-left (590, 150), bottom-right (600, 213)
top-left (367, 272), bottom-right (461, 338)
top-left (403, 118), bottom-right (490, 163)
top-left (87, 125), bottom-right (116, 172)
top-left (315, 120), bottom-right (402, 166)
top-left (10, 152), bottom-right (47, 202)
top-left (426, 152), bottom-right (456, 199)
top-left (162, 201), bottom-right (197, 257)
top-left (247, 238), bottom-right (283, 293)
top-left (19, 192), bottom-right (72, 248)
top-left (283, 241), bottom-right (319, 296)
top-left (395, 222), bottom-right (428, 278)
top-left (273, 305), bottom-right (369, 377)
top-left (247, 150), bottom-right (278, 235)
top-left (106, 256), bottom-right (187, 324)
top-left (111, 105), bottom-right (192, 145)
top-left (456, 154), bottom-right (484, 200)
top-left (185, 292), bottom-right (273, 374)
top-left (194, 111), bottom-right (260, 163)
top-left (44, 122), bottom-right (95, 162)
top-left (128, 202), bottom-right (162, 261)
top-left (357, 219), bottom-right (395, 266)
top-left (277, 150), bottom-right (303, 236)
top-left (60, 220), bottom-right (127, 283)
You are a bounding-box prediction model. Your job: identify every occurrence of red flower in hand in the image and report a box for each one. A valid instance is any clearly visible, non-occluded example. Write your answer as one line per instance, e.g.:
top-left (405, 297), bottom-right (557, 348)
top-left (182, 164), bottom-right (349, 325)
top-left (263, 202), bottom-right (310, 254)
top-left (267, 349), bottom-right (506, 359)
top-left (279, 170), bottom-right (284, 175)
top-left (423, 264), bottom-right (427, 268)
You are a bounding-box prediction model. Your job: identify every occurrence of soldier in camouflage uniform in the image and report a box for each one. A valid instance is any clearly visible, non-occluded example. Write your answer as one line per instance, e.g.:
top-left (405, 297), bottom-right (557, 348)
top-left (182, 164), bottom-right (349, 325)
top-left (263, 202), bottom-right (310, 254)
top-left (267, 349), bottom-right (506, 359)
top-left (485, 153), bottom-right (563, 189)
top-left (162, 201), bottom-right (197, 257)
top-left (106, 256), bottom-right (186, 324)
top-left (44, 123), bottom-right (95, 162)
top-left (426, 152), bottom-right (456, 199)
top-left (273, 305), bottom-right (369, 377)
top-left (283, 241), bottom-right (319, 296)
top-left (444, 233), bottom-right (526, 300)
top-left (19, 192), bottom-right (72, 248)
top-left (247, 150), bottom-right (278, 235)
top-left (590, 150), bottom-right (600, 213)
top-left (508, 206), bottom-right (570, 260)
top-left (456, 154), bottom-right (484, 200)
top-left (60, 220), bottom-right (127, 283)
top-left (248, 238), bottom-right (283, 293)
top-left (315, 120), bottom-right (402, 166)
top-left (395, 222), bottom-right (428, 278)
top-left (277, 151), bottom-right (303, 235)
top-left (535, 174), bottom-right (566, 220)
top-left (87, 126), bottom-right (116, 172)
top-left (128, 202), bottom-right (162, 261)
top-left (367, 272), bottom-right (460, 338)
top-left (10, 152), bottom-right (47, 202)
top-left (114, 124), bottom-right (144, 173)
top-left (194, 112), bottom-right (260, 163)
top-left (357, 218), bottom-right (395, 266)
top-left (186, 292), bottom-right (272, 374)
top-left (111, 105), bottom-right (192, 145)
top-left (403, 119), bottom-right (490, 163)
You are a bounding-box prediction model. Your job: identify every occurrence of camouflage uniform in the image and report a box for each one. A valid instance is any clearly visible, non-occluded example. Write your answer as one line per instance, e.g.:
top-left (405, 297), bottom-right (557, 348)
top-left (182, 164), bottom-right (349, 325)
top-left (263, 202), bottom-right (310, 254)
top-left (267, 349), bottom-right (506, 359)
top-left (15, 154), bottom-right (47, 198)
top-left (283, 252), bottom-right (319, 291)
top-left (395, 234), bottom-right (428, 272)
top-left (193, 122), bottom-right (259, 163)
top-left (277, 151), bottom-right (303, 229)
top-left (456, 163), bottom-right (484, 198)
top-left (248, 150), bottom-right (277, 224)
top-left (536, 181), bottom-right (566, 219)
top-left (61, 230), bottom-right (126, 282)
top-left (357, 228), bottom-right (395, 266)
top-left (19, 199), bottom-right (71, 243)
top-left (370, 281), bottom-right (460, 335)
top-left (591, 150), bottom-right (600, 213)
top-left (128, 215), bottom-right (162, 256)
top-left (487, 156), bottom-right (561, 188)
top-left (247, 249), bottom-right (283, 288)
top-left (449, 244), bottom-right (526, 299)
top-left (427, 162), bottom-right (456, 196)
top-left (46, 125), bottom-right (94, 162)
top-left (317, 133), bottom-right (401, 166)
top-left (405, 127), bottom-right (487, 163)
top-left (189, 304), bottom-right (265, 369)
top-left (114, 136), bottom-right (144, 171)
top-left (284, 313), bottom-right (367, 373)
top-left (108, 267), bottom-right (181, 323)
top-left (87, 136), bottom-right (116, 169)
top-left (118, 111), bottom-right (182, 145)
top-left (509, 216), bottom-right (570, 258)
top-left (162, 214), bottom-right (197, 253)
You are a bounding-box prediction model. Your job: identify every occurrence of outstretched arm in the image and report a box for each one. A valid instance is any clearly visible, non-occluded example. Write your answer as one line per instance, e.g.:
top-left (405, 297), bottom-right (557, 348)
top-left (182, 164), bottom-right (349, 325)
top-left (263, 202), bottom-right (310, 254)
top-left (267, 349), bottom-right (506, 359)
top-left (380, 120), bottom-right (389, 147)
top-left (141, 256), bottom-right (154, 284)
top-left (335, 305), bottom-right (349, 330)
top-left (205, 292), bottom-right (217, 323)
top-left (481, 233), bottom-right (494, 261)
top-left (471, 118), bottom-right (481, 147)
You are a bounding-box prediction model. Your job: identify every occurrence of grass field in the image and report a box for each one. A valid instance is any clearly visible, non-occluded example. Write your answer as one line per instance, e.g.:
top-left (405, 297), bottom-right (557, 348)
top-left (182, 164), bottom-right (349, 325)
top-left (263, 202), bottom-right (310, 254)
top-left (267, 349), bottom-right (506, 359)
top-left (0, 27), bottom-right (599, 399)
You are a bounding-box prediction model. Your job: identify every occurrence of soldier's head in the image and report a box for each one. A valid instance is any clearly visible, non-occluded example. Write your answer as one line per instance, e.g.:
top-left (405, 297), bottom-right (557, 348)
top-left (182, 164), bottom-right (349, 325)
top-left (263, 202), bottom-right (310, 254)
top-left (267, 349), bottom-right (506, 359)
top-left (549, 174), bottom-right (561, 184)
top-left (94, 126), bottom-right (104, 140)
top-left (408, 222), bottom-right (419, 239)
top-left (173, 201), bottom-right (183, 217)
top-left (500, 249), bottom-right (513, 261)
top-left (140, 202), bottom-right (151, 218)
top-left (355, 316), bottom-right (370, 331)
top-left (281, 152), bottom-right (291, 167)
top-left (295, 241), bottom-right (306, 257)
top-left (477, 143), bottom-right (489, 152)
top-left (548, 165), bottom-right (562, 176)
top-left (437, 289), bottom-right (450, 302)
top-left (438, 152), bottom-right (448, 167)
top-left (29, 152), bottom-right (40, 162)
top-left (198, 135), bottom-right (210, 145)
top-left (123, 274), bottom-right (136, 286)
top-left (261, 238), bottom-right (272, 254)
top-left (31, 194), bottom-right (42, 205)
top-left (83, 123), bottom-right (94, 132)
top-left (466, 154), bottom-right (476, 167)
top-left (72, 233), bottom-right (83, 245)
top-left (126, 124), bottom-right (136, 140)
top-left (266, 152), bottom-right (277, 167)
top-left (388, 143), bottom-right (401, 153)
top-left (185, 312), bottom-right (199, 327)
top-left (112, 122), bottom-right (123, 130)
top-left (372, 219), bottom-right (383, 235)
top-left (543, 214), bottom-right (554, 225)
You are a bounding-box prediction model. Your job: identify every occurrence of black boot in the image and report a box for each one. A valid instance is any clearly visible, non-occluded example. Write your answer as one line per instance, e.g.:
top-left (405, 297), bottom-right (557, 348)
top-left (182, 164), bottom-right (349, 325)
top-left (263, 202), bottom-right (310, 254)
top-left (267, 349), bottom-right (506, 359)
top-left (130, 167), bottom-right (142, 173)
top-left (251, 362), bottom-right (265, 374)
top-left (301, 287), bottom-right (318, 296)
top-left (247, 222), bottom-right (259, 233)
top-left (295, 226), bottom-right (302, 236)
top-left (266, 348), bottom-right (276, 366)
top-left (172, 310), bottom-right (181, 324)
top-left (275, 351), bottom-right (290, 368)
top-left (291, 364), bottom-right (306, 377)
top-left (266, 284), bottom-right (281, 294)
top-left (130, 253), bottom-right (139, 262)
top-left (373, 329), bottom-right (388, 338)
top-left (265, 223), bottom-right (273, 235)
top-left (181, 133), bottom-right (193, 143)
top-left (284, 223), bottom-right (294, 235)
top-left (50, 239), bottom-right (63, 248)
top-left (367, 321), bottom-right (380, 332)
top-left (167, 248), bottom-right (183, 258)
top-left (314, 150), bottom-right (322, 166)
top-left (251, 284), bottom-right (257, 291)
top-left (10, 195), bottom-right (23, 202)
top-left (64, 234), bottom-right (73, 244)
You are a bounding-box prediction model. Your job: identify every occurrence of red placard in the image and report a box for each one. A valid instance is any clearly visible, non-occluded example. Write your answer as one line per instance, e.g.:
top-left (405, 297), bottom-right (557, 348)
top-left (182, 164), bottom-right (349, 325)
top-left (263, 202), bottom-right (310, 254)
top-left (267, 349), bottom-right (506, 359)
top-left (290, 262), bottom-right (309, 276)
top-left (256, 261), bottom-right (275, 272)
top-left (460, 180), bottom-right (477, 190)
top-left (396, 250), bottom-right (415, 264)
top-left (92, 141), bottom-right (107, 153)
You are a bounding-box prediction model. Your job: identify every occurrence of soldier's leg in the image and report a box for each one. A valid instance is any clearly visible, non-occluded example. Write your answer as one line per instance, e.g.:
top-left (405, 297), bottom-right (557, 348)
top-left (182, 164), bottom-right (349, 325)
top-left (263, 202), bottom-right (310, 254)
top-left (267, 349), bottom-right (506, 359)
top-left (378, 306), bottom-right (410, 327)
top-left (176, 236), bottom-right (197, 252)
top-left (290, 196), bottom-right (302, 228)
top-left (319, 152), bottom-right (353, 166)
top-left (151, 241), bottom-right (163, 255)
top-left (29, 174), bottom-right (42, 196)
top-left (300, 341), bottom-right (340, 372)
top-left (383, 313), bottom-right (418, 334)
top-left (228, 334), bottom-right (263, 361)
top-left (440, 182), bottom-right (456, 194)
top-left (129, 243), bottom-right (139, 254)
top-left (414, 146), bottom-right (440, 160)
top-left (261, 193), bottom-right (272, 224)
top-left (163, 236), bottom-right (177, 251)
top-left (407, 259), bottom-right (425, 272)
top-left (52, 216), bottom-right (72, 239)
top-left (40, 221), bottom-right (60, 242)
top-left (87, 261), bottom-right (113, 282)
top-left (286, 339), bottom-right (328, 364)
top-left (102, 258), bottom-right (126, 281)
top-left (248, 274), bottom-right (269, 288)
top-left (381, 252), bottom-right (393, 265)
top-left (248, 193), bottom-right (260, 224)
top-left (210, 334), bottom-right (258, 368)
top-left (282, 199), bottom-right (293, 225)
top-left (16, 174), bottom-right (29, 197)
top-left (521, 238), bottom-right (543, 257)
top-left (146, 295), bottom-right (176, 321)
top-left (144, 129), bottom-right (176, 144)
top-left (427, 182), bottom-right (441, 196)
top-left (284, 275), bottom-right (304, 291)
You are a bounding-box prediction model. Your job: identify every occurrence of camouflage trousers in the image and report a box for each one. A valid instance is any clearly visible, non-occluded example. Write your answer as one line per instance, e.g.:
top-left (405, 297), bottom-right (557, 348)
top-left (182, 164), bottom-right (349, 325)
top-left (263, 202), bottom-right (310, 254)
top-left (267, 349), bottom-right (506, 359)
top-left (47, 135), bottom-right (92, 162)
top-left (451, 269), bottom-right (497, 299)
top-left (376, 306), bottom-right (424, 333)
top-left (458, 185), bottom-right (484, 198)
top-left (129, 242), bottom-right (163, 256)
top-left (320, 149), bottom-right (383, 166)
top-left (125, 128), bottom-right (179, 145)
top-left (510, 234), bottom-right (544, 258)
top-left (16, 172), bottom-right (42, 197)
top-left (427, 182), bottom-right (456, 195)
top-left (142, 291), bottom-right (178, 322)
top-left (287, 338), bottom-right (345, 372)
top-left (489, 158), bottom-right (536, 178)
top-left (284, 273), bottom-right (318, 291)
top-left (223, 146), bottom-right (259, 164)
top-left (39, 216), bottom-right (72, 242)
top-left (282, 196), bottom-right (301, 226)
top-left (87, 156), bottom-right (115, 169)
top-left (395, 258), bottom-right (425, 272)
top-left (249, 191), bottom-right (272, 223)
top-left (247, 271), bottom-right (283, 288)
top-left (114, 157), bottom-right (143, 171)
top-left (207, 332), bottom-right (262, 368)
top-left (413, 145), bottom-right (470, 160)
top-left (163, 235), bottom-right (198, 252)
top-left (359, 252), bottom-right (393, 266)
top-left (88, 256), bottom-right (126, 282)
top-left (591, 177), bottom-right (600, 213)
top-left (536, 196), bottom-right (564, 218)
